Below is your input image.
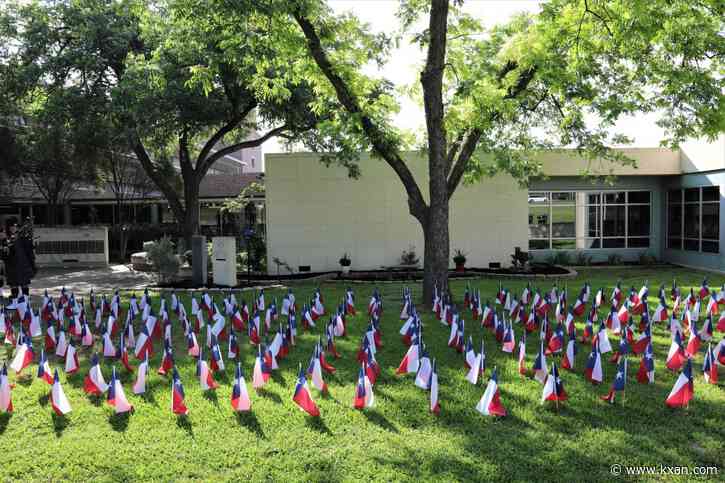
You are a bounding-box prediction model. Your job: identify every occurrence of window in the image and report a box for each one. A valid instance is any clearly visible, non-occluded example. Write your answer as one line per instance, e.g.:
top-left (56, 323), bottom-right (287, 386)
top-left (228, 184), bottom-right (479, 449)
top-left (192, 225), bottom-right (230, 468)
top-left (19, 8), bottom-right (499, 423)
top-left (528, 190), bottom-right (651, 250)
top-left (667, 186), bottom-right (720, 253)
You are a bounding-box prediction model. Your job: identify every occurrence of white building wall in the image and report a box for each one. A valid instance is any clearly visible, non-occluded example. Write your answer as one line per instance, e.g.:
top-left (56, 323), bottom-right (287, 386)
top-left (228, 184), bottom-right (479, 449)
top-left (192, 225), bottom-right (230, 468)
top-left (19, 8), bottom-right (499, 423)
top-left (265, 152), bottom-right (527, 272)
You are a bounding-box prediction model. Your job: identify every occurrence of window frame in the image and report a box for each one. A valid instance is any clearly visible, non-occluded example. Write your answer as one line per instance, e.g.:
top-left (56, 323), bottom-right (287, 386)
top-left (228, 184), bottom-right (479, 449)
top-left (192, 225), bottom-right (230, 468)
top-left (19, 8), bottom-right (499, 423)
top-left (528, 190), bottom-right (652, 250)
top-left (667, 186), bottom-right (720, 254)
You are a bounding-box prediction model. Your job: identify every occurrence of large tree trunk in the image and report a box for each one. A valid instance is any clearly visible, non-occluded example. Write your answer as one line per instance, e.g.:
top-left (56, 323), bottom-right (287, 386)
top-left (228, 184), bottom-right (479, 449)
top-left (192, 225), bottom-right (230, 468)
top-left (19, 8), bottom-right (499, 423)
top-left (422, 200), bottom-right (449, 307)
top-left (182, 178), bottom-right (201, 249)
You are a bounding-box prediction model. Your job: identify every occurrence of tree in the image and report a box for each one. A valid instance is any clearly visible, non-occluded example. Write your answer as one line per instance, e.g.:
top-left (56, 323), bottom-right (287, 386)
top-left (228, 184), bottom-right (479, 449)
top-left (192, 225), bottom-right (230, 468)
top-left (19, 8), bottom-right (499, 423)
top-left (276, 0), bottom-right (723, 303)
top-left (0, 0), bottom-right (323, 246)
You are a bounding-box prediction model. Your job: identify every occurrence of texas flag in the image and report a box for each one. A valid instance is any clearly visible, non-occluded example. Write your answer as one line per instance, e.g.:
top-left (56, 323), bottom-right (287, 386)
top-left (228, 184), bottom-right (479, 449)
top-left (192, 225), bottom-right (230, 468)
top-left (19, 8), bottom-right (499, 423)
top-left (609, 329), bottom-right (630, 365)
top-left (637, 342), bottom-right (655, 384)
top-left (415, 349), bottom-right (432, 389)
top-left (611, 282), bottom-right (623, 306)
top-left (596, 322), bottom-right (613, 354)
top-left (228, 329), bottom-right (239, 360)
top-left (134, 325), bottom-right (153, 360)
top-left (50, 369), bottom-right (72, 415)
top-left (699, 278), bottom-right (710, 300)
top-left (518, 332), bottom-right (527, 375)
top-left (107, 367), bottom-right (133, 414)
top-left (293, 365), bottom-right (320, 417)
top-left (133, 353), bottom-right (148, 394)
top-left (666, 331), bottom-right (687, 371)
top-left (541, 363), bottom-right (567, 404)
top-left (307, 344), bottom-right (328, 394)
top-left (430, 359), bottom-right (440, 415)
top-left (533, 341), bottom-right (548, 384)
top-left (601, 357), bottom-right (627, 404)
top-left (197, 346), bottom-right (219, 391)
top-left (37, 350), bottom-right (53, 385)
top-left (631, 325), bottom-right (652, 355)
top-left (475, 367), bottom-right (506, 417)
top-left (464, 336), bottom-right (477, 370)
top-left (665, 358), bottom-right (694, 408)
top-left (605, 304), bottom-right (622, 335)
top-left (118, 334), bottom-right (134, 373)
top-left (585, 345), bottom-right (604, 385)
top-left (83, 354), bottom-right (109, 395)
top-left (702, 344), bottom-right (718, 384)
top-left (171, 367), bottom-right (188, 415)
top-left (561, 329), bottom-right (577, 372)
top-left (653, 297), bottom-right (668, 323)
top-left (183, 331), bottom-right (199, 359)
top-left (465, 340), bottom-right (485, 385)
top-left (158, 340), bottom-right (174, 376)
top-left (210, 336), bottom-right (225, 372)
top-left (10, 334), bottom-right (34, 374)
top-left (252, 345), bottom-right (271, 389)
top-left (396, 341), bottom-right (420, 375)
top-left (353, 364), bottom-right (375, 410)
top-left (572, 297), bottom-right (586, 317)
top-left (546, 323), bottom-right (564, 355)
top-left (346, 288), bottom-right (356, 316)
top-left (502, 324), bottom-right (516, 353)
top-left (64, 342), bottom-right (79, 374)
top-left (685, 322), bottom-right (702, 357)
top-left (231, 363), bottom-right (252, 412)
top-left (0, 363), bottom-right (12, 413)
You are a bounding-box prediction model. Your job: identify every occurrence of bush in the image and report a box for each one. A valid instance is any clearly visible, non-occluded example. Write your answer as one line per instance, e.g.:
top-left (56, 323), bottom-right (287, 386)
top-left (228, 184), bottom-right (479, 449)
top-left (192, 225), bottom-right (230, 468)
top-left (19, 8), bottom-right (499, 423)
top-left (452, 249), bottom-right (467, 265)
top-left (639, 252), bottom-right (657, 266)
top-left (574, 251), bottom-right (593, 266)
top-left (400, 245), bottom-right (419, 266)
top-left (607, 253), bottom-right (624, 265)
top-left (146, 236), bottom-right (180, 284)
top-left (547, 251), bottom-right (571, 265)
top-left (510, 247), bottom-right (529, 269)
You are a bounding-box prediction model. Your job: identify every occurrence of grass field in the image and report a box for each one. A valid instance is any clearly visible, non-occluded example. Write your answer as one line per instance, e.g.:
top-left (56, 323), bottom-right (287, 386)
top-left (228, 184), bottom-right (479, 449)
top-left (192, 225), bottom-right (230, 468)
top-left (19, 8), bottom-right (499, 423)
top-left (0, 267), bottom-right (723, 482)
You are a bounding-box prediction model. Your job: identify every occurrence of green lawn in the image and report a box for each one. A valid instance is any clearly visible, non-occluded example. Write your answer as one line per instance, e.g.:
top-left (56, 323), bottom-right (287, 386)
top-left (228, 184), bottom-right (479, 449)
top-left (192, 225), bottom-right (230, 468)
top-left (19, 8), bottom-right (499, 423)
top-left (1, 267), bottom-right (723, 482)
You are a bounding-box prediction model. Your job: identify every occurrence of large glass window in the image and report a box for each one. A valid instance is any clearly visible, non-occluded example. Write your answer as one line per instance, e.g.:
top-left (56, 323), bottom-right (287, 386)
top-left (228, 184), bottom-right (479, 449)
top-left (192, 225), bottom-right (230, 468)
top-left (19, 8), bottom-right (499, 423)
top-left (667, 186), bottom-right (721, 254)
top-left (529, 190), bottom-right (651, 250)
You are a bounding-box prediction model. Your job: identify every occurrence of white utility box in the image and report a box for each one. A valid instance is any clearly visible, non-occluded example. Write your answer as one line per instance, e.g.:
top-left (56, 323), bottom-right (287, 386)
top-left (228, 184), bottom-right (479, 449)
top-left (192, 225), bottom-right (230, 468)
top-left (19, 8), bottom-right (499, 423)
top-left (212, 237), bottom-right (237, 286)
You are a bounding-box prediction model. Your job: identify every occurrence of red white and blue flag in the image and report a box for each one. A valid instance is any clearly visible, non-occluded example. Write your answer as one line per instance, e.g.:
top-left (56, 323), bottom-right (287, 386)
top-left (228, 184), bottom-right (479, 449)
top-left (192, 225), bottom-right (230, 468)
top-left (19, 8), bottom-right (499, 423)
top-left (475, 367), bottom-right (506, 417)
top-left (665, 358), bottom-right (694, 408)
top-left (51, 369), bottom-right (72, 415)
top-left (231, 363), bottom-right (251, 412)
top-left (252, 345), bottom-right (271, 389)
top-left (702, 343), bottom-right (718, 384)
top-left (353, 364), bottom-right (374, 409)
top-left (601, 357), bottom-right (627, 404)
top-left (430, 359), bottom-right (440, 415)
top-left (666, 331), bottom-right (687, 371)
top-left (0, 363), bottom-right (12, 413)
top-left (171, 366), bottom-right (188, 415)
top-left (107, 366), bottom-right (133, 414)
top-left (585, 344), bottom-right (604, 385)
top-left (541, 363), bottom-right (567, 404)
top-left (65, 342), bottom-right (79, 374)
top-left (133, 353), bottom-right (148, 394)
top-left (637, 342), bottom-right (655, 384)
top-left (10, 334), bottom-right (34, 374)
top-left (293, 365), bottom-right (320, 417)
top-left (197, 346), bottom-right (219, 391)
top-left (533, 340), bottom-right (548, 384)
top-left (83, 354), bottom-right (108, 395)
top-left (37, 350), bottom-right (53, 385)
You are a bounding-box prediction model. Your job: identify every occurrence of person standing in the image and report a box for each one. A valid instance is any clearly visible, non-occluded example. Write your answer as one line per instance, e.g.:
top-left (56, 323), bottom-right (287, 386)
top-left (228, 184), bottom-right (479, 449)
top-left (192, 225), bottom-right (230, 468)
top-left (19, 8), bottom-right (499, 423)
top-left (0, 217), bottom-right (36, 299)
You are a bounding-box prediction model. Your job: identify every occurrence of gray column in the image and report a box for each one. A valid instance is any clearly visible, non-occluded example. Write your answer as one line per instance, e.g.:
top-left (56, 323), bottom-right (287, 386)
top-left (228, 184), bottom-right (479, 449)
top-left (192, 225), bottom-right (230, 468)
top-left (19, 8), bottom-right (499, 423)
top-left (150, 204), bottom-right (160, 224)
top-left (63, 203), bottom-right (72, 226)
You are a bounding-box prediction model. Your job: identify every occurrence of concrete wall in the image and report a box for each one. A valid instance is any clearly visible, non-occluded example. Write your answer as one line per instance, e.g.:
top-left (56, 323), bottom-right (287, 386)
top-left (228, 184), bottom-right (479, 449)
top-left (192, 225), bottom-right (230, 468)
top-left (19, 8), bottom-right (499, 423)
top-left (679, 136), bottom-right (725, 174)
top-left (34, 226), bottom-right (109, 267)
top-left (537, 148), bottom-right (681, 176)
top-left (265, 152), bottom-right (527, 272)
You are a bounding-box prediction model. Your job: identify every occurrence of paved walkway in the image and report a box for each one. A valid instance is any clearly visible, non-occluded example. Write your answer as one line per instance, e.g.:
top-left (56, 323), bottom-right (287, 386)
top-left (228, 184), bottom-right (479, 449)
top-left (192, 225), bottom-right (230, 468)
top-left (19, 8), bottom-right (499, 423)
top-left (2, 264), bottom-right (155, 298)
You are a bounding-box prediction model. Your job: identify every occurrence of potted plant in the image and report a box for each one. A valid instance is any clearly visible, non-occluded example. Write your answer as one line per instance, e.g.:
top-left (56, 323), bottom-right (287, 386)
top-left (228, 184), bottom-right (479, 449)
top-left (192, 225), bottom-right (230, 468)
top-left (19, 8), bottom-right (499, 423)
top-left (453, 249), bottom-right (467, 272)
top-left (339, 253), bottom-right (352, 274)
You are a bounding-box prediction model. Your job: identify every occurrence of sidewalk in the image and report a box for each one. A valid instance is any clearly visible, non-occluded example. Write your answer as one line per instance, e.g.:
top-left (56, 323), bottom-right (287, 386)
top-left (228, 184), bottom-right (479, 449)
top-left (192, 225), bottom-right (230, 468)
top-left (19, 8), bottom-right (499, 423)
top-left (2, 264), bottom-right (155, 298)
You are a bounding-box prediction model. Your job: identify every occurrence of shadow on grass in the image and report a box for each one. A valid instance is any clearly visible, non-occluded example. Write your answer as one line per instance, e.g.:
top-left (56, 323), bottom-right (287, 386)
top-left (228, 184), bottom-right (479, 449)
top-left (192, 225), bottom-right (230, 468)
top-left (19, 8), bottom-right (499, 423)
top-left (0, 412), bottom-right (12, 434)
top-left (203, 390), bottom-right (219, 405)
top-left (87, 393), bottom-right (104, 407)
top-left (51, 412), bottom-right (69, 437)
top-left (256, 388), bottom-right (282, 404)
top-left (305, 415), bottom-right (331, 435)
top-left (176, 415), bottom-right (193, 437)
top-left (15, 374), bottom-right (33, 387)
top-left (270, 371), bottom-right (285, 385)
top-left (363, 409), bottom-right (399, 433)
top-left (235, 411), bottom-right (266, 439)
top-left (38, 393), bottom-right (50, 407)
top-left (109, 411), bottom-right (131, 432)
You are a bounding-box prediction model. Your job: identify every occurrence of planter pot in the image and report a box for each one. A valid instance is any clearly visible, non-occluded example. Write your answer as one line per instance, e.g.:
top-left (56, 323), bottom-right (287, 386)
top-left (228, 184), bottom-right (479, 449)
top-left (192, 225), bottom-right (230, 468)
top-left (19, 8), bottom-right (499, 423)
top-left (341, 265), bottom-right (351, 274)
top-left (455, 263), bottom-right (465, 273)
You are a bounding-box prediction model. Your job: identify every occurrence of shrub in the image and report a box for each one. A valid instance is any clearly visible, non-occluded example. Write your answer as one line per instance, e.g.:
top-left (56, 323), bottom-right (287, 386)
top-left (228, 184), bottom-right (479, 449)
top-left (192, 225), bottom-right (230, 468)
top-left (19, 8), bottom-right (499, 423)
top-left (400, 245), bottom-right (419, 266)
top-left (510, 247), bottom-right (529, 269)
top-left (607, 253), bottom-right (624, 265)
top-left (339, 253), bottom-right (352, 266)
top-left (146, 236), bottom-right (180, 284)
top-left (574, 251), bottom-right (592, 266)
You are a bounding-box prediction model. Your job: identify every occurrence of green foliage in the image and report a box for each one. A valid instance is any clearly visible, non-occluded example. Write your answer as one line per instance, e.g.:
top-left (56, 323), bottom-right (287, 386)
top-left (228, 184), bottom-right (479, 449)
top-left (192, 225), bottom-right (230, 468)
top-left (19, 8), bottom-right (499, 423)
top-left (510, 248), bottom-right (530, 269)
top-left (146, 236), bottom-right (180, 283)
top-left (607, 253), bottom-right (624, 265)
top-left (221, 182), bottom-right (265, 215)
top-left (339, 253), bottom-right (352, 267)
top-left (574, 251), bottom-right (593, 266)
top-left (452, 249), bottom-right (467, 265)
top-left (400, 245), bottom-right (420, 266)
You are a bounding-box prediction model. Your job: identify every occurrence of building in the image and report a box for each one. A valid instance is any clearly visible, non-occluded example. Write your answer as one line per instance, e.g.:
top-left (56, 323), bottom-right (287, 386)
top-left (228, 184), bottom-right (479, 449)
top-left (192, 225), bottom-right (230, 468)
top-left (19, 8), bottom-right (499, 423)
top-left (265, 137), bottom-right (724, 274)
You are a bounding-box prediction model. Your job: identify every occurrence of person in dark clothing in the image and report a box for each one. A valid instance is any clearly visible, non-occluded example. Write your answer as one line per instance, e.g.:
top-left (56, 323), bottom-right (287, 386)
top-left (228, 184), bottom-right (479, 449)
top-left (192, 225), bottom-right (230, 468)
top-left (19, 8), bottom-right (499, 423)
top-left (0, 216), bottom-right (36, 299)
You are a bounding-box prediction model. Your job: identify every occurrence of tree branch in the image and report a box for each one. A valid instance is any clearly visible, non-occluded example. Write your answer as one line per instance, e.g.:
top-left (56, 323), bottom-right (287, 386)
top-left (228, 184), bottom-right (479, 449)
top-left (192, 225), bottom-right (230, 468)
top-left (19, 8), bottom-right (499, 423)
top-left (199, 123), bottom-right (289, 178)
top-left (293, 10), bottom-right (428, 222)
top-left (195, 102), bottom-right (256, 173)
top-left (446, 128), bottom-right (481, 198)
